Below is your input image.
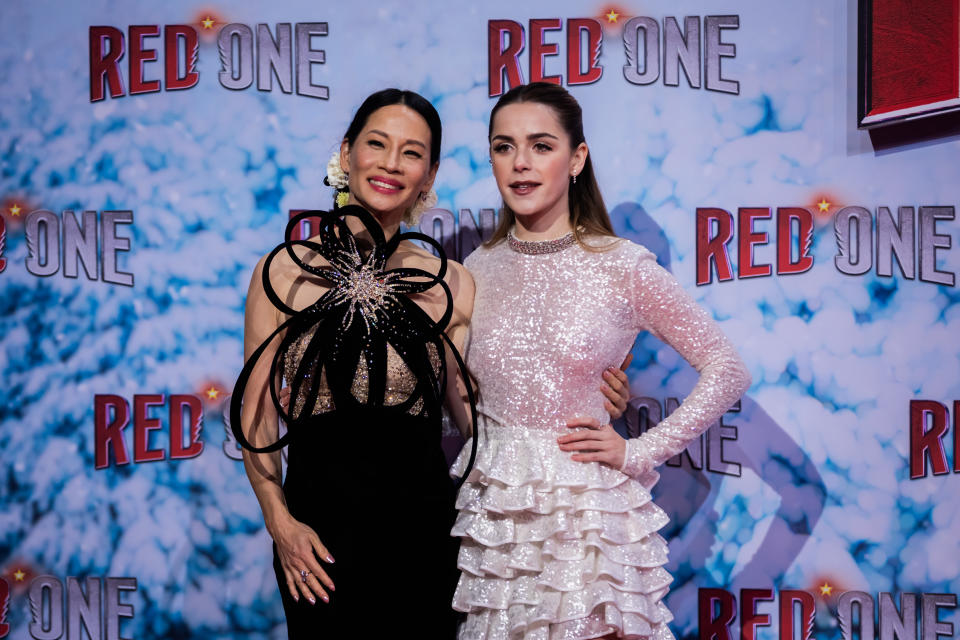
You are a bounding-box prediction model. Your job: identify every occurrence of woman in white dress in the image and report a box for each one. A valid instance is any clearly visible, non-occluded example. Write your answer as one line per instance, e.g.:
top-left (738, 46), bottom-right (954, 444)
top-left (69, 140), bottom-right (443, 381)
top-left (451, 82), bottom-right (751, 639)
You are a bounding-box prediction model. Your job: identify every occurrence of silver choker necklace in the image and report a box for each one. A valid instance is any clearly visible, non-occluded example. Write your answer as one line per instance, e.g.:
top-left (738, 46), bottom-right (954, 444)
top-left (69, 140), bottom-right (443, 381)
top-left (507, 230), bottom-right (577, 255)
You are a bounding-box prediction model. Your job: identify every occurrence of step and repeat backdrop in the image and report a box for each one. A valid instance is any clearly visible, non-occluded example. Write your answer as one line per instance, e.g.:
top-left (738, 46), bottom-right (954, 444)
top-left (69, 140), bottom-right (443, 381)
top-left (1, 0), bottom-right (959, 638)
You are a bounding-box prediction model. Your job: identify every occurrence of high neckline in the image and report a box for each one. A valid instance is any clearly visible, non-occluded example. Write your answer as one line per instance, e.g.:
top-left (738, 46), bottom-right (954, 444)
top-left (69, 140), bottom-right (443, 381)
top-left (507, 229), bottom-right (577, 255)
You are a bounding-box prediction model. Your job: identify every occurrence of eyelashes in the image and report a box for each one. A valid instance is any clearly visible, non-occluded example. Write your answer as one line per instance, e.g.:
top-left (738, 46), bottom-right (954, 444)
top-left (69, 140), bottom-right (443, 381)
top-left (365, 138), bottom-right (424, 159)
top-left (491, 142), bottom-right (554, 154)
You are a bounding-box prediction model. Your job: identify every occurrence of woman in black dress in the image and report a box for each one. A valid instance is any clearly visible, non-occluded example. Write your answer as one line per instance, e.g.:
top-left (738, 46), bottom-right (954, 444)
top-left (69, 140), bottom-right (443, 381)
top-left (231, 89), bottom-right (475, 637)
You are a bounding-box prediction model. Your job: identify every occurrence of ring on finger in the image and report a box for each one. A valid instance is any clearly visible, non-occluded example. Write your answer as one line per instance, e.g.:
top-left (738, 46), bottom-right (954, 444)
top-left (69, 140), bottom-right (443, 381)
top-left (300, 569), bottom-right (311, 583)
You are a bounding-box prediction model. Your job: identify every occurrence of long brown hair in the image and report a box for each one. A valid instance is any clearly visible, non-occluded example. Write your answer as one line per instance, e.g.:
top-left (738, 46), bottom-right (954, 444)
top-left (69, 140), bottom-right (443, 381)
top-left (485, 82), bottom-right (616, 249)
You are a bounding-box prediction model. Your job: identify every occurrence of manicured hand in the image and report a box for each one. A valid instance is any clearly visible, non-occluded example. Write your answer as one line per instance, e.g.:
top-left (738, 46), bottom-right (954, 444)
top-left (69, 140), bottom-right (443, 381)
top-left (558, 416), bottom-right (626, 469)
top-left (272, 514), bottom-right (336, 605)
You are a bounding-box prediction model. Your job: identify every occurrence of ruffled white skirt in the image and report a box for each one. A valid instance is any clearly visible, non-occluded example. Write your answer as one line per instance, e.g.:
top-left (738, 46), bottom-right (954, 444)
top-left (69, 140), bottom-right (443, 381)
top-left (451, 421), bottom-right (676, 640)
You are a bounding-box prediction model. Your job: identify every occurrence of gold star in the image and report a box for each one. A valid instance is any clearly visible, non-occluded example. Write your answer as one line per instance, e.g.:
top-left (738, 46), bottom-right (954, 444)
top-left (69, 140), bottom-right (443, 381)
top-left (819, 582), bottom-right (833, 596)
top-left (13, 569), bottom-right (26, 581)
top-left (201, 16), bottom-right (215, 29)
top-left (817, 198), bottom-right (831, 213)
top-left (605, 9), bottom-right (620, 23)
top-left (9, 203), bottom-right (21, 216)
top-left (205, 386), bottom-right (220, 400)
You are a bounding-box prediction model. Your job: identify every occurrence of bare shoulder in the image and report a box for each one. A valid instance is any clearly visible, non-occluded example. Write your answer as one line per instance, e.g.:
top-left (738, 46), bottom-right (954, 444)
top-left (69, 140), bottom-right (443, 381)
top-left (244, 251), bottom-right (286, 335)
top-left (247, 237), bottom-right (331, 320)
top-left (446, 259), bottom-right (475, 318)
top-left (399, 242), bottom-right (475, 317)
top-left (251, 245), bottom-right (298, 296)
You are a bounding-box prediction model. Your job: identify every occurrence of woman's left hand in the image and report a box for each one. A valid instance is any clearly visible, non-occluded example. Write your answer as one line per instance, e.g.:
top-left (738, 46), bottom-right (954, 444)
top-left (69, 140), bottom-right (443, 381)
top-left (558, 417), bottom-right (626, 468)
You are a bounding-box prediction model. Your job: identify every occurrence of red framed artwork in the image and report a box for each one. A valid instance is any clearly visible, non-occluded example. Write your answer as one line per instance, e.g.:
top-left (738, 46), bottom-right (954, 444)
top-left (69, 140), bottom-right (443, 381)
top-left (858, 0), bottom-right (960, 128)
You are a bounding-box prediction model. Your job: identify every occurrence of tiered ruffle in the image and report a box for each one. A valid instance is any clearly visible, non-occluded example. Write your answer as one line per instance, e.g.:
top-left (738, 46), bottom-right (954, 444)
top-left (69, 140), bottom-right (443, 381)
top-left (451, 422), bottom-right (676, 640)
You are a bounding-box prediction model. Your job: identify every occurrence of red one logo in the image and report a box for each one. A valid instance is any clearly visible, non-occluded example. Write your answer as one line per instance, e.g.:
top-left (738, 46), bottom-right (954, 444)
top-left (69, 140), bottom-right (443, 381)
top-left (94, 394), bottom-right (204, 469)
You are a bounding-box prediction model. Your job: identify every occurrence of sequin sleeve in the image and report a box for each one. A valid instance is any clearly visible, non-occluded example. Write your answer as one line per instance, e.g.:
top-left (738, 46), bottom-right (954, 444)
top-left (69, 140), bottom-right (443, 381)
top-left (619, 248), bottom-right (751, 478)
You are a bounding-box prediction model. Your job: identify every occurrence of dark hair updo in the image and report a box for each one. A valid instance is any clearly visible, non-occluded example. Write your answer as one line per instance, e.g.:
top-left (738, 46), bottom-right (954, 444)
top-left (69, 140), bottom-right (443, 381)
top-left (343, 88), bottom-right (442, 165)
top-left (331, 89), bottom-right (442, 223)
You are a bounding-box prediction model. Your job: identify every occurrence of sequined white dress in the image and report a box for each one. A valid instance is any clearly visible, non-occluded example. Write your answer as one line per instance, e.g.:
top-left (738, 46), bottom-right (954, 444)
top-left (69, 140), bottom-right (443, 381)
top-left (451, 234), bottom-right (751, 640)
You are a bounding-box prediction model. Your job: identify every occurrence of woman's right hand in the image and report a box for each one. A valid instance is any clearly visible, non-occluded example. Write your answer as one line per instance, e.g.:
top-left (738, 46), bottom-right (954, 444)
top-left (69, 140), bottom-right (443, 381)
top-left (271, 513), bottom-right (336, 605)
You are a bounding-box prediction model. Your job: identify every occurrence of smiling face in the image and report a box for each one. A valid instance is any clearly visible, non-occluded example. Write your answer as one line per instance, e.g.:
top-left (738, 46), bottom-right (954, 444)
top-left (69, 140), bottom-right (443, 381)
top-left (489, 101), bottom-right (587, 228)
top-left (340, 104), bottom-right (437, 223)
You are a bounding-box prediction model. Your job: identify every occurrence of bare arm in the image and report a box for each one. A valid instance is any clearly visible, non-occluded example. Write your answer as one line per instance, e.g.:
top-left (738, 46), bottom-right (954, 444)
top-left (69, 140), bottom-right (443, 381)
top-left (442, 262), bottom-right (476, 439)
top-left (238, 255), bottom-right (335, 605)
top-left (238, 255), bottom-right (289, 534)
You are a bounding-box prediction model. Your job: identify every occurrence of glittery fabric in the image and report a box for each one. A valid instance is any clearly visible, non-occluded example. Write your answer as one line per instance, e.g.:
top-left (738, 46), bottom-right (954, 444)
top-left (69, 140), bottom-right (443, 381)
top-left (451, 236), bottom-right (750, 640)
top-left (282, 327), bottom-right (439, 418)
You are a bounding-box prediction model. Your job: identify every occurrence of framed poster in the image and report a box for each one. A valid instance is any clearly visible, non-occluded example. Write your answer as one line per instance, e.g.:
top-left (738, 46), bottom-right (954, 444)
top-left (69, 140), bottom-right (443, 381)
top-left (858, 0), bottom-right (960, 127)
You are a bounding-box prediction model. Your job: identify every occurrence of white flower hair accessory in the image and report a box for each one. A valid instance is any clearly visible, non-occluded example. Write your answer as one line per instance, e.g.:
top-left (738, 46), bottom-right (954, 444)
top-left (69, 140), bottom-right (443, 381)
top-left (326, 151), bottom-right (349, 190)
top-left (406, 189), bottom-right (438, 226)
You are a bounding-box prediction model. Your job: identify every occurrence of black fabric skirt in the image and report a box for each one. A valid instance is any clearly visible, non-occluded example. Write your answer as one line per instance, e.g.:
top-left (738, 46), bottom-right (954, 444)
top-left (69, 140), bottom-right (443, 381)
top-left (273, 407), bottom-right (461, 638)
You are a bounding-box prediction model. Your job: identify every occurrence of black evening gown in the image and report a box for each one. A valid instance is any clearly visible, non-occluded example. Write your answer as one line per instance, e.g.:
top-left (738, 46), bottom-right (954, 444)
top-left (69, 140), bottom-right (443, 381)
top-left (231, 206), bottom-right (477, 638)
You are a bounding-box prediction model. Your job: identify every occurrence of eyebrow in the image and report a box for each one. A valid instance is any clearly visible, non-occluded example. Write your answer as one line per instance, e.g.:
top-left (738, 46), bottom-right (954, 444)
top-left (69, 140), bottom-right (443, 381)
top-left (490, 132), bottom-right (560, 143)
top-left (368, 129), bottom-right (427, 149)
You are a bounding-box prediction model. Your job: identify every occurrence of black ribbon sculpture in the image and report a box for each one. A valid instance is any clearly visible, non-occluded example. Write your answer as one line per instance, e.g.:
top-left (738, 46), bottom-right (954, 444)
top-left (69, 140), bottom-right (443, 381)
top-left (230, 205), bottom-right (478, 489)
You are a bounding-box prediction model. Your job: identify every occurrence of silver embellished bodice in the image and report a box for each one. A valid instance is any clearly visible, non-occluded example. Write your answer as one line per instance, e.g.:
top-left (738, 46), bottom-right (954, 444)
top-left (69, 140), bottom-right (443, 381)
top-left (283, 327), bottom-right (439, 419)
top-left (466, 238), bottom-right (635, 431)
